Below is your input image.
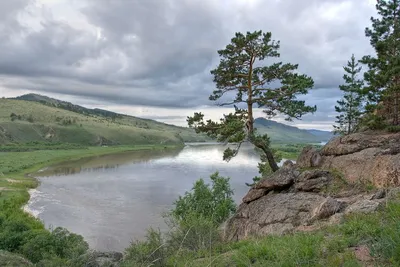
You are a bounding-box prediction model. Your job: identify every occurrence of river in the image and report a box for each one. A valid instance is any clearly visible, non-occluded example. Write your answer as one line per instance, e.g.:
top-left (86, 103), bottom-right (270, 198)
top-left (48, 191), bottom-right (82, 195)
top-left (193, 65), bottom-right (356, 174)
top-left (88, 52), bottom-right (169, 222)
top-left (25, 143), bottom-right (289, 252)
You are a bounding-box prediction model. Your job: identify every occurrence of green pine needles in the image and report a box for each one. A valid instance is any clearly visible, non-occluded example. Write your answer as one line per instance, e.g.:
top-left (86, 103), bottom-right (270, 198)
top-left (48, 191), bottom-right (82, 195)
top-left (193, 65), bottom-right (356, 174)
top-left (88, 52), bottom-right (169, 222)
top-left (334, 54), bottom-right (364, 135)
top-left (361, 0), bottom-right (400, 126)
top-left (187, 30), bottom-right (316, 174)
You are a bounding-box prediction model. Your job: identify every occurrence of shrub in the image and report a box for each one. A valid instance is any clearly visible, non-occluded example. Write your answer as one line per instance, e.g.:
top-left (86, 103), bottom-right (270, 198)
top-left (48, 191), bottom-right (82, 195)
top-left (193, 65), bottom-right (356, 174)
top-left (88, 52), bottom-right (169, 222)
top-left (26, 115), bottom-right (34, 123)
top-left (122, 173), bottom-right (236, 266)
top-left (165, 214), bottom-right (221, 252)
top-left (123, 228), bottom-right (167, 267)
top-left (171, 172), bottom-right (236, 225)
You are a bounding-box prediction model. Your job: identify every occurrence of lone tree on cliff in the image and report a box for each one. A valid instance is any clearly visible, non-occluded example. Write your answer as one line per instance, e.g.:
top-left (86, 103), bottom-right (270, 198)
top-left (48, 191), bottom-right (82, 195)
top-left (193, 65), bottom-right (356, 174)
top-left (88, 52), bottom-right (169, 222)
top-left (334, 54), bottom-right (364, 135)
top-left (187, 30), bottom-right (316, 173)
top-left (361, 0), bottom-right (400, 125)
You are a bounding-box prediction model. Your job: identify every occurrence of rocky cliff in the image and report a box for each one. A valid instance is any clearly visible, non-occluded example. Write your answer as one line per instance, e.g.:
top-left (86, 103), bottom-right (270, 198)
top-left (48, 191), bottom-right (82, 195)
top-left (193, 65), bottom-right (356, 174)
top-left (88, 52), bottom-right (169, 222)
top-left (224, 131), bottom-right (400, 241)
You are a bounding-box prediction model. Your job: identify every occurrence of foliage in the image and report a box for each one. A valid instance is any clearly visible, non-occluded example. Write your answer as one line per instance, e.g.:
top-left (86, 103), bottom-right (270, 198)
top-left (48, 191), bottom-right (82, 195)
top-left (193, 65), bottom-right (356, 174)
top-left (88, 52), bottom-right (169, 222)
top-left (188, 30), bottom-right (315, 175)
top-left (0, 199), bottom-right (88, 265)
top-left (359, 113), bottom-right (388, 130)
top-left (171, 172), bottom-right (236, 225)
top-left (123, 228), bottom-right (167, 267)
top-left (0, 250), bottom-right (33, 266)
top-left (361, 0), bottom-right (400, 126)
top-left (334, 54), bottom-right (364, 135)
top-left (121, 196), bottom-right (400, 266)
top-left (123, 174), bottom-right (236, 266)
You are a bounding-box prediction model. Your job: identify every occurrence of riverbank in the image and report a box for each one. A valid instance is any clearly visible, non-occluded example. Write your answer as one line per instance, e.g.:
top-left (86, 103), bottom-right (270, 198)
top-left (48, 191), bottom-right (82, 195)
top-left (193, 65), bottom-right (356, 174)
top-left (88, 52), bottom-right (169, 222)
top-left (0, 144), bottom-right (182, 204)
top-left (0, 144), bottom-right (185, 265)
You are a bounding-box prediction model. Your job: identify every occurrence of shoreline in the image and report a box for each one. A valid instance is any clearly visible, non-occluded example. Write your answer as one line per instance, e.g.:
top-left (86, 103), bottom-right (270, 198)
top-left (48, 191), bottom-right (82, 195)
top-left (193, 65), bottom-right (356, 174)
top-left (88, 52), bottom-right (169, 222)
top-left (1, 144), bottom-right (183, 218)
top-left (22, 188), bottom-right (41, 218)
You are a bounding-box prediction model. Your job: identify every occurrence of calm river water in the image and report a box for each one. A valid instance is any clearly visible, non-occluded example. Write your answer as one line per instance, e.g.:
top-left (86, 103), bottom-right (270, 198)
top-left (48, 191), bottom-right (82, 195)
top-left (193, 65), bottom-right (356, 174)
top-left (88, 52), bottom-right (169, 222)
top-left (26, 143), bottom-right (286, 252)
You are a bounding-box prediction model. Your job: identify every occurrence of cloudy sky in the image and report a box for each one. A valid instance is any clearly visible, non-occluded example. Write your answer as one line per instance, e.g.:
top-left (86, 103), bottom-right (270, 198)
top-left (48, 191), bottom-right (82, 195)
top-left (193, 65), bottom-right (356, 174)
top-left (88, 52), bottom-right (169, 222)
top-left (0, 0), bottom-right (377, 130)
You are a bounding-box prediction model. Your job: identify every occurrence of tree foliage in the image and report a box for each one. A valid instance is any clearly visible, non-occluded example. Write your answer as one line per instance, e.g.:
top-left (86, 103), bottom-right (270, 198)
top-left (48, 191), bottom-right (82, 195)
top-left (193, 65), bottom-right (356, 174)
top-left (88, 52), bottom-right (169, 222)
top-left (334, 54), bottom-right (364, 135)
top-left (188, 30), bottom-right (316, 173)
top-left (171, 172), bottom-right (236, 225)
top-left (361, 0), bottom-right (400, 125)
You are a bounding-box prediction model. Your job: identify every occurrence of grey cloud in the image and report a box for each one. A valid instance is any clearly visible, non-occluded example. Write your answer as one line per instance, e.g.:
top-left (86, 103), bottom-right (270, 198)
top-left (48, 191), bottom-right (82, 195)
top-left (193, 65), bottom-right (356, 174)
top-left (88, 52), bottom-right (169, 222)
top-left (0, 0), bottom-right (376, 128)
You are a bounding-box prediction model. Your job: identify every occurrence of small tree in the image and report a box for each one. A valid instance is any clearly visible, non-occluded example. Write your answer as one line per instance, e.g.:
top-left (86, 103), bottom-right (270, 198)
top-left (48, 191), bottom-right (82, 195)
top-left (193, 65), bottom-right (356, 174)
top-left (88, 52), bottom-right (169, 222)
top-left (361, 0), bottom-right (400, 125)
top-left (334, 54), bottom-right (364, 135)
top-left (188, 31), bottom-right (316, 172)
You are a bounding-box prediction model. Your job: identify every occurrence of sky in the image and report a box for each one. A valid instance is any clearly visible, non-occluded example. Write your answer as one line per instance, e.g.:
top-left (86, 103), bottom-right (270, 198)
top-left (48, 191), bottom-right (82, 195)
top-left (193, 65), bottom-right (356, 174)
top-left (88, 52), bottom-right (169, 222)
top-left (0, 0), bottom-right (377, 130)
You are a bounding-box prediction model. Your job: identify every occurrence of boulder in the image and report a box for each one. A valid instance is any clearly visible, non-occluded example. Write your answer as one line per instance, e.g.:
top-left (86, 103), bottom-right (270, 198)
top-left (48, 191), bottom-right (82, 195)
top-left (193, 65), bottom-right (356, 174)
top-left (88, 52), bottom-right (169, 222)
top-left (253, 164), bottom-right (297, 191)
top-left (242, 162), bottom-right (298, 203)
top-left (297, 146), bottom-right (322, 168)
top-left (321, 131), bottom-right (400, 156)
top-left (242, 188), bottom-right (266, 203)
top-left (294, 170), bottom-right (333, 192)
top-left (225, 192), bottom-right (327, 241)
top-left (311, 197), bottom-right (345, 220)
top-left (318, 131), bottom-right (400, 187)
top-left (345, 199), bottom-right (383, 215)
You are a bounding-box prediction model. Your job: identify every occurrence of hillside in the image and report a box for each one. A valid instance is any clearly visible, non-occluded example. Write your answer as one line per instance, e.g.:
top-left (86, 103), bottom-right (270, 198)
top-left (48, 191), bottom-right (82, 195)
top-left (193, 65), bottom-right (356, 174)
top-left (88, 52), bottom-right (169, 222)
top-left (1, 94), bottom-right (333, 146)
top-left (0, 97), bottom-right (209, 146)
top-left (254, 118), bottom-right (333, 143)
top-left (13, 93), bottom-right (123, 119)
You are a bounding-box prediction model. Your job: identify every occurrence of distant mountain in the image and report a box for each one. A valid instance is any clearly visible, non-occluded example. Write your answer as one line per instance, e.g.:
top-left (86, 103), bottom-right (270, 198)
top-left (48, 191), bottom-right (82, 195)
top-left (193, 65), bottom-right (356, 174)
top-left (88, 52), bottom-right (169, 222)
top-left (254, 118), bottom-right (333, 144)
top-left (1, 94), bottom-right (209, 145)
top-left (305, 129), bottom-right (335, 142)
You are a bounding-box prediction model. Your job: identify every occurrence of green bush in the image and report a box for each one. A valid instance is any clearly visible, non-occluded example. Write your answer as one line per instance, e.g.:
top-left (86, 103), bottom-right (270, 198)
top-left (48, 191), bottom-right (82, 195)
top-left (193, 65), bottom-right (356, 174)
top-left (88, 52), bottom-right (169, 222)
top-left (123, 172), bottom-right (236, 266)
top-left (21, 227), bottom-right (88, 263)
top-left (171, 172), bottom-right (236, 225)
top-left (166, 214), bottom-right (221, 252)
top-left (123, 228), bottom-right (167, 267)
top-left (0, 200), bottom-right (88, 264)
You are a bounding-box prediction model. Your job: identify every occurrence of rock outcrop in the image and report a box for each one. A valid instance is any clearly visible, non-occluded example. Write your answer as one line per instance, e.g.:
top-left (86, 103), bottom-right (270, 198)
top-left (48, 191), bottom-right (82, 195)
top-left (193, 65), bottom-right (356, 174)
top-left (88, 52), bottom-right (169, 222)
top-left (298, 131), bottom-right (400, 187)
top-left (224, 131), bottom-right (399, 242)
top-left (224, 163), bottom-right (388, 241)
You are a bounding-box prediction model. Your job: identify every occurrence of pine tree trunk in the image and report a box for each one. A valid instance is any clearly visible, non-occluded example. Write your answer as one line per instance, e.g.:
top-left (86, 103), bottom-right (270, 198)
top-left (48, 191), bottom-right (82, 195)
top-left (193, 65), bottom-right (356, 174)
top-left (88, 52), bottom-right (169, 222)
top-left (394, 91), bottom-right (399, 125)
top-left (252, 140), bottom-right (279, 172)
top-left (247, 54), bottom-right (279, 172)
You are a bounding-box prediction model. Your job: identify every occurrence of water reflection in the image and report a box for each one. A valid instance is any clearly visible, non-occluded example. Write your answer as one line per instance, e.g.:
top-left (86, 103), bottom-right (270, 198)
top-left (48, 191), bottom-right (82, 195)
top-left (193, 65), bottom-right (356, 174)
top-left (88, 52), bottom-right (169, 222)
top-left (27, 143), bottom-right (279, 252)
top-left (36, 148), bottom-right (183, 177)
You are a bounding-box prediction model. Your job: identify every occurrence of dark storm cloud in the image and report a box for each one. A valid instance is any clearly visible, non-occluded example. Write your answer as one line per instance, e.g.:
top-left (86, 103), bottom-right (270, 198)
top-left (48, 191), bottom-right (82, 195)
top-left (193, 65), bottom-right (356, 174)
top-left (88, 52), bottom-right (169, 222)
top-left (0, 0), bottom-right (375, 116)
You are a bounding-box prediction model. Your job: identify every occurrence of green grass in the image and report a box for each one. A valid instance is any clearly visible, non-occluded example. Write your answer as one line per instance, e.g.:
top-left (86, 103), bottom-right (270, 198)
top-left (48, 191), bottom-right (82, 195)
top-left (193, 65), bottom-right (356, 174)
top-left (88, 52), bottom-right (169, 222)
top-left (0, 99), bottom-right (209, 145)
top-left (0, 141), bottom-right (86, 152)
top-left (272, 143), bottom-right (320, 160)
top-left (146, 198), bottom-right (400, 266)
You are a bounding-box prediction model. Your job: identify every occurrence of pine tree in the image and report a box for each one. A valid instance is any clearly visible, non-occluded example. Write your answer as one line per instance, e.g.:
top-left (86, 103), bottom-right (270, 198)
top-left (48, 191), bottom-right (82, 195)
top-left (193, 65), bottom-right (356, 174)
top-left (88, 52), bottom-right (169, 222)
top-left (187, 31), bottom-right (316, 173)
top-left (334, 54), bottom-right (364, 135)
top-left (361, 0), bottom-right (400, 125)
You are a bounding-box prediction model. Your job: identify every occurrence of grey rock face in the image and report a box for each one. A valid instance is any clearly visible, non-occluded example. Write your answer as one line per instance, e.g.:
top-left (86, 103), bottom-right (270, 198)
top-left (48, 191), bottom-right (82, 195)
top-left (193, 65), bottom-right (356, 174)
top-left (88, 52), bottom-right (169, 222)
top-left (345, 199), bottom-right (383, 215)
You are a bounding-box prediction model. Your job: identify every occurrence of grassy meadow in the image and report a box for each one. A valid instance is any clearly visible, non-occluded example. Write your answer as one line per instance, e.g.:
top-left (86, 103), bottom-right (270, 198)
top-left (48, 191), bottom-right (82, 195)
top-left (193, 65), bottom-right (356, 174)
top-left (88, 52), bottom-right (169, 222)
top-left (0, 99), bottom-right (208, 145)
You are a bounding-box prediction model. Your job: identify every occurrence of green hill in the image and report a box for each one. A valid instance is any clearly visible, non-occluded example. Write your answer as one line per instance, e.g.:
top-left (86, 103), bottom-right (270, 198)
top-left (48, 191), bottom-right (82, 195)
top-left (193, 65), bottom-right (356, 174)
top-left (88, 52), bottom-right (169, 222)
top-left (0, 96), bottom-right (208, 146)
top-left (254, 118), bottom-right (333, 144)
top-left (1, 94), bottom-right (332, 146)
